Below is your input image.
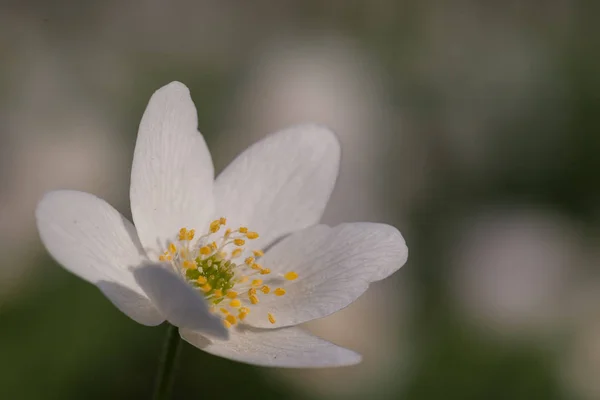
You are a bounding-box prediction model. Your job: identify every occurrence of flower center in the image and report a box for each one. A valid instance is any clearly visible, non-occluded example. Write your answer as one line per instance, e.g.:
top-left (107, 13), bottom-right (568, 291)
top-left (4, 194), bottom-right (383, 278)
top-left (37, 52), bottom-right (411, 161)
top-left (158, 218), bottom-right (298, 328)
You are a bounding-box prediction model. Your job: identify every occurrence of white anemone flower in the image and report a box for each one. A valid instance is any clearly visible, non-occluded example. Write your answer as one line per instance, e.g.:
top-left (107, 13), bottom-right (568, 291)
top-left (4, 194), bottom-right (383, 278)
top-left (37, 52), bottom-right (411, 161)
top-left (35, 82), bottom-right (408, 368)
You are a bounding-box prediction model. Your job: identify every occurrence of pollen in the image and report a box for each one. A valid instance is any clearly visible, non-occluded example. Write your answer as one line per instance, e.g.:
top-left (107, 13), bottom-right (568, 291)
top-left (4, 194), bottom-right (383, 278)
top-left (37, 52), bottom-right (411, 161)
top-left (170, 220), bottom-right (299, 327)
top-left (284, 271), bottom-right (298, 281)
top-left (225, 314), bottom-right (237, 326)
top-left (231, 248), bottom-right (242, 258)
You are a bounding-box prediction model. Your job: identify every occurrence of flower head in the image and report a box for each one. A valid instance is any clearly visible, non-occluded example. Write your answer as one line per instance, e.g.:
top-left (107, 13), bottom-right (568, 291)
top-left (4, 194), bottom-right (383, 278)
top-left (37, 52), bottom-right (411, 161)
top-left (36, 82), bottom-right (408, 367)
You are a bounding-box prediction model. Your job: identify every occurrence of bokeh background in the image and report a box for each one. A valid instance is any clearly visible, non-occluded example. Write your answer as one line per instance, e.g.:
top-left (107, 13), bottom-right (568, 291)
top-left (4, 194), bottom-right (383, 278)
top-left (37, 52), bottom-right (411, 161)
top-left (1, 1), bottom-right (599, 399)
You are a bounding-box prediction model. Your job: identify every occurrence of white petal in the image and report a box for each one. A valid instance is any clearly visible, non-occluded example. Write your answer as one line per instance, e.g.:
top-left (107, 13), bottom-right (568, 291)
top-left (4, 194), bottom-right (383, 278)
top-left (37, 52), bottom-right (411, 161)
top-left (180, 326), bottom-right (361, 368)
top-left (130, 82), bottom-right (215, 256)
top-left (133, 265), bottom-right (228, 339)
top-left (36, 190), bottom-right (163, 326)
top-left (246, 223), bottom-right (408, 328)
top-left (214, 125), bottom-right (340, 249)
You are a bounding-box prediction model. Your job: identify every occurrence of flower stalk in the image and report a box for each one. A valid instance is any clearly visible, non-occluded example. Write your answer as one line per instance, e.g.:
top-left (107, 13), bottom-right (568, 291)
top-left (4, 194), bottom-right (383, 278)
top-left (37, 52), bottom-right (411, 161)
top-left (152, 324), bottom-right (182, 400)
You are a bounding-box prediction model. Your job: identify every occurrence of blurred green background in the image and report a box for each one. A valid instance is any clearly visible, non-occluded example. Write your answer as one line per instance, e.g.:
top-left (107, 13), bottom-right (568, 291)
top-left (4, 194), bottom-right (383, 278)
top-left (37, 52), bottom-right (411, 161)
top-left (1, 0), bottom-right (599, 399)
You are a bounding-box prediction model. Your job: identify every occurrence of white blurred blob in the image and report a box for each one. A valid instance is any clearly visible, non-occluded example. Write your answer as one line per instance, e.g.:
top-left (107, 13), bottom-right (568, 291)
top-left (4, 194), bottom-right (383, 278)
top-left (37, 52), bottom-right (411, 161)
top-left (212, 37), bottom-right (413, 398)
top-left (0, 33), bottom-right (128, 299)
top-left (449, 207), bottom-right (580, 337)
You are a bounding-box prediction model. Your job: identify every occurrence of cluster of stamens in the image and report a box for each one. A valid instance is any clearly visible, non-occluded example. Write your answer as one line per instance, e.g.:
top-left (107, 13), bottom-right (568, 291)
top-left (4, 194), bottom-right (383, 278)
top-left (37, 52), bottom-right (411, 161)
top-left (158, 218), bottom-right (298, 328)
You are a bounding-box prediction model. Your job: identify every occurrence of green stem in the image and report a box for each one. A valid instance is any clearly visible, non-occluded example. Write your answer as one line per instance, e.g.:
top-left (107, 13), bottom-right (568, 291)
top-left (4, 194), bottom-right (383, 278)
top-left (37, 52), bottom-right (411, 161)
top-left (152, 324), bottom-right (182, 400)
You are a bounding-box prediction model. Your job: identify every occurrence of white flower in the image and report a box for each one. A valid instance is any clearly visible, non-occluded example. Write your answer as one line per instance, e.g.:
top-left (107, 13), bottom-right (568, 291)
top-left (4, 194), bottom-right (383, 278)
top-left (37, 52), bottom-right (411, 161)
top-left (35, 81), bottom-right (408, 368)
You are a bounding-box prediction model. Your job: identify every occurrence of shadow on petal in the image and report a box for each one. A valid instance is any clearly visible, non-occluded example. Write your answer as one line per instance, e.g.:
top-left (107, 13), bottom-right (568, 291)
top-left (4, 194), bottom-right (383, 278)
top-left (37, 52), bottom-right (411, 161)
top-left (97, 281), bottom-right (164, 326)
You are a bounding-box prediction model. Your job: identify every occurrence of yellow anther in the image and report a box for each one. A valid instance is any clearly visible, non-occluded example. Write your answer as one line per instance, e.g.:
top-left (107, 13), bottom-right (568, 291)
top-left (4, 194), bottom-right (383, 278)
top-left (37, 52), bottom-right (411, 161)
top-left (224, 229), bottom-right (232, 238)
top-left (268, 313), bottom-right (276, 324)
top-left (226, 291), bottom-right (238, 299)
top-left (234, 239), bottom-right (245, 246)
top-left (231, 248), bottom-right (243, 258)
top-left (199, 246), bottom-right (211, 255)
top-left (248, 288), bottom-right (257, 296)
top-left (260, 268), bottom-right (271, 275)
top-left (213, 289), bottom-right (223, 298)
top-left (245, 257), bottom-right (255, 265)
top-left (179, 228), bottom-right (188, 241)
top-left (201, 284), bottom-right (212, 293)
top-left (223, 320), bottom-right (232, 328)
top-left (197, 276), bottom-right (207, 285)
top-left (239, 227), bottom-right (248, 233)
top-left (220, 308), bottom-right (229, 314)
top-left (238, 311), bottom-right (248, 320)
top-left (284, 271), bottom-right (298, 281)
top-left (210, 220), bottom-right (221, 233)
top-left (210, 241), bottom-right (218, 250)
top-left (251, 263), bottom-right (262, 270)
top-left (239, 307), bottom-right (250, 314)
top-left (229, 299), bottom-right (242, 308)
top-left (274, 288), bottom-right (286, 296)
top-left (183, 260), bottom-right (196, 269)
top-left (246, 232), bottom-right (259, 240)
top-left (261, 285), bottom-right (271, 294)
top-left (159, 254), bottom-right (167, 261)
top-left (225, 314), bottom-right (237, 325)
top-left (249, 294), bottom-right (259, 304)
top-left (252, 250), bottom-right (264, 257)
top-left (186, 229), bottom-right (195, 240)
top-left (252, 279), bottom-right (263, 287)
top-left (168, 243), bottom-right (177, 254)
top-left (219, 217), bottom-right (227, 225)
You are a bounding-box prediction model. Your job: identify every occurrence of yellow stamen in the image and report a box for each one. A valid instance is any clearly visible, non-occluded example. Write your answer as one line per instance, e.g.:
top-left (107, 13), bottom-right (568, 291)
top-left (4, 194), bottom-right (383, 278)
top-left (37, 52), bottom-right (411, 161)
top-left (260, 268), bottom-right (271, 275)
top-left (223, 320), bottom-right (232, 328)
top-left (199, 246), bottom-right (211, 255)
top-left (168, 243), bottom-right (177, 254)
top-left (252, 250), bottom-right (264, 257)
top-left (252, 279), bottom-right (263, 287)
top-left (183, 260), bottom-right (196, 269)
top-left (210, 220), bottom-right (221, 233)
top-left (246, 232), bottom-right (259, 240)
top-left (210, 241), bottom-right (218, 250)
top-left (234, 238), bottom-right (245, 246)
top-left (219, 217), bottom-right (227, 225)
top-left (239, 307), bottom-right (250, 314)
top-left (220, 308), bottom-right (229, 314)
top-left (268, 313), bottom-right (276, 324)
top-left (159, 254), bottom-right (167, 261)
top-left (225, 314), bottom-right (237, 325)
top-left (239, 227), bottom-right (248, 233)
top-left (226, 291), bottom-right (238, 299)
top-left (238, 311), bottom-right (248, 320)
top-left (201, 284), bottom-right (212, 293)
top-left (251, 263), bottom-right (262, 270)
top-left (248, 288), bottom-right (257, 296)
top-left (186, 229), bottom-right (195, 240)
top-left (284, 271), bottom-right (298, 281)
top-left (249, 294), bottom-right (259, 304)
top-left (231, 248), bottom-right (243, 258)
top-left (197, 276), bottom-right (207, 285)
top-left (213, 289), bottom-right (223, 298)
top-left (224, 229), bottom-right (232, 238)
top-left (245, 257), bottom-right (255, 265)
top-left (229, 299), bottom-right (242, 308)
top-left (274, 288), bottom-right (286, 296)
top-left (179, 228), bottom-right (188, 240)
top-left (261, 285), bottom-right (271, 294)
